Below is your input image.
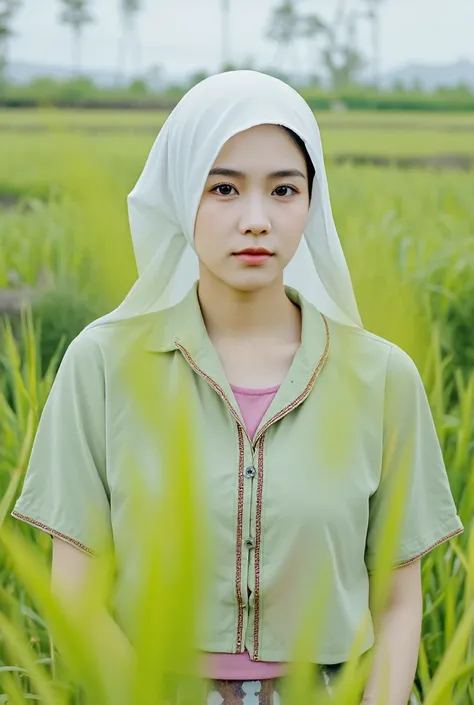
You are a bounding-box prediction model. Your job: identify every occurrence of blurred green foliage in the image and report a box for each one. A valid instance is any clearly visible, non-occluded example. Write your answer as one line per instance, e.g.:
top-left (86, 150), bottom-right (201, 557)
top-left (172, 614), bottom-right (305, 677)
top-left (0, 108), bottom-right (473, 703)
top-left (0, 76), bottom-right (473, 111)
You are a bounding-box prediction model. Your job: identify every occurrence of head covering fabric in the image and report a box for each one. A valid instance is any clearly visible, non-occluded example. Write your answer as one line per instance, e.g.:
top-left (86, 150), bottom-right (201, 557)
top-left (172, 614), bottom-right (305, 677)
top-left (87, 70), bottom-right (363, 330)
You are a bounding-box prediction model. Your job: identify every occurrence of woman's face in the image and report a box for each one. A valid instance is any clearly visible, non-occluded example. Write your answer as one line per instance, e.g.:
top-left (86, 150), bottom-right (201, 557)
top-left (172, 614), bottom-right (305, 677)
top-left (194, 124), bottom-right (311, 293)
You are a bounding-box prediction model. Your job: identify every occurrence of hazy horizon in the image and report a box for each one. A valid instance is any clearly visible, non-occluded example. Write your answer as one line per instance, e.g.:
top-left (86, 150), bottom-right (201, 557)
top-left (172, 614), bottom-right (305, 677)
top-left (8, 0), bottom-right (474, 79)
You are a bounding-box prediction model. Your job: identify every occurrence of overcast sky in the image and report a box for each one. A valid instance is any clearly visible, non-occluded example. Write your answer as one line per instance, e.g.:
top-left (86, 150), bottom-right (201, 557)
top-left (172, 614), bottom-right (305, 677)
top-left (9, 0), bottom-right (474, 79)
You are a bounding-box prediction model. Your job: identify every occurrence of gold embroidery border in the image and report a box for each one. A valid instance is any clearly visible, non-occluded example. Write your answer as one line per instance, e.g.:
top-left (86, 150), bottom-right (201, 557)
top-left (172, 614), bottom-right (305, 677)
top-left (253, 314), bottom-right (330, 445)
top-left (394, 527), bottom-right (464, 568)
top-left (174, 340), bottom-right (250, 652)
top-left (253, 436), bottom-right (265, 660)
top-left (235, 425), bottom-right (246, 652)
top-left (11, 511), bottom-right (95, 556)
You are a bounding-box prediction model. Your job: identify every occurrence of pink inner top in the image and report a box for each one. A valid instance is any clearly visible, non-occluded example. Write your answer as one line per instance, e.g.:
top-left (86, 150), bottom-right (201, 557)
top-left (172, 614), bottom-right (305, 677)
top-left (202, 383), bottom-right (286, 680)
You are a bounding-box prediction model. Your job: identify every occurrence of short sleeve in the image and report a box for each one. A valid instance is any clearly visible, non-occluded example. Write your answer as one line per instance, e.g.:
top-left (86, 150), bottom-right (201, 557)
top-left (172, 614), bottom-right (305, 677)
top-left (11, 330), bottom-right (112, 556)
top-left (365, 344), bottom-right (463, 572)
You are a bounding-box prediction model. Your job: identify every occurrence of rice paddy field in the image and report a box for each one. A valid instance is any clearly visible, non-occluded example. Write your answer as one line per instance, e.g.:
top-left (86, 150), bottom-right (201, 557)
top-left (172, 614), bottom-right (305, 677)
top-left (0, 107), bottom-right (473, 704)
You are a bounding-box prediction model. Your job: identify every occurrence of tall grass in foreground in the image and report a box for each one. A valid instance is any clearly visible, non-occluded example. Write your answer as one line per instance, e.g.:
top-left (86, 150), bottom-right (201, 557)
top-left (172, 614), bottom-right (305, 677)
top-left (0, 309), bottom-right (473, 704)
top-left (1, 122), bottom-right (473, 702)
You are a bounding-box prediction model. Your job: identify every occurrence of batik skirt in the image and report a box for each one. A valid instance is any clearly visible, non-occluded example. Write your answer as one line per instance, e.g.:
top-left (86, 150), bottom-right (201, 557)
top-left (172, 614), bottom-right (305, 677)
top-left (169, 663), bottom-right (344, 704)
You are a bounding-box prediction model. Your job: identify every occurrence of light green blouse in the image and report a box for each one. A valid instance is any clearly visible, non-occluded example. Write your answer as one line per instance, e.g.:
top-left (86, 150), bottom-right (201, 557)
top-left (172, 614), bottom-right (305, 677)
top-left (12, 284), bottom-right (463, 664)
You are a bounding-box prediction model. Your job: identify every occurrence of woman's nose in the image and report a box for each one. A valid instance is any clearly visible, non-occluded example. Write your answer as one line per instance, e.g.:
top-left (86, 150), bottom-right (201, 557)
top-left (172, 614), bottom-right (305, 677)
top-left (239, 198), bottom-right (271, 236)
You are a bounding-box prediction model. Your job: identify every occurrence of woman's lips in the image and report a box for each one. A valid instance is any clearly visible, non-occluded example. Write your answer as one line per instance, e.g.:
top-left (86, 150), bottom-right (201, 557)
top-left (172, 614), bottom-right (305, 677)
top-left (233, 251), bottom-right (273, 265)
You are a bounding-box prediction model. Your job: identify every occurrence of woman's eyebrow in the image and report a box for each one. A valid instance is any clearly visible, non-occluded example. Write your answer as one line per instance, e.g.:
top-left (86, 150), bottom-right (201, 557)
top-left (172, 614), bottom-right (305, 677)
top-left (208, 167), bottom-right (307, 180)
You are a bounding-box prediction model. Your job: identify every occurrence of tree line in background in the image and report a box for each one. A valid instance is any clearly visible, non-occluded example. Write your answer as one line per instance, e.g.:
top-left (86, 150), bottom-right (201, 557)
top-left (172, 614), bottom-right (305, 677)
top-left (0, 0), bottom-right (473, 110)
top-left (0, 0), bottom-right (142, 79)
top-left (57, 0), bottom-right (142, 81)
top-left (264, 0), bottom-right (386, 90)
top-left (0, 0), bottom-right (415, 90)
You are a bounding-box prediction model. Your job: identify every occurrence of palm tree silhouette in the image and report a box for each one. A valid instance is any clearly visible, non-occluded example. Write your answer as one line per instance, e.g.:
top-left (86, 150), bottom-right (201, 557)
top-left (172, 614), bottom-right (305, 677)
top-left (0, 0), bottom-right (22, 80)
top-left (118, 0), bottom-right (142, 83)
top-left (58, 0), bottom-right (93, 76)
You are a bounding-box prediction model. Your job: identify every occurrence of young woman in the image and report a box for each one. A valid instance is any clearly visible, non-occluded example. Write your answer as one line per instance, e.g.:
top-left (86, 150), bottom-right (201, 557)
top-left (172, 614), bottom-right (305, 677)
top-left (12, 70), bottom-right (463, 704)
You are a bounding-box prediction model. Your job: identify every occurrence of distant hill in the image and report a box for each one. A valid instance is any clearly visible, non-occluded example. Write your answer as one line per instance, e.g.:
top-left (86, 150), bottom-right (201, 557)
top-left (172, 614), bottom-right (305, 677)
top-left (381, 59), bottom-right (474, 91)
top-left (5, 61), bottom-right (121, 87)
top-left (5, 62), bottom-right (178, 89)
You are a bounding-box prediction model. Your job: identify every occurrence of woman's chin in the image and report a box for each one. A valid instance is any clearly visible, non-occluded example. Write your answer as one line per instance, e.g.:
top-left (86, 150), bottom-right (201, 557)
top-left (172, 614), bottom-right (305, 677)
top-left (225, 272), bottom-right (279, 293)
top-left (199, 262), bottom-right (282, 294)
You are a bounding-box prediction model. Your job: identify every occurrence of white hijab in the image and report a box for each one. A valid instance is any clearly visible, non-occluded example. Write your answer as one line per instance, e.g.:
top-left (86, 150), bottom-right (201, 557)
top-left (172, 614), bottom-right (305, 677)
top-left (87, 70), bottom-right (363, 330)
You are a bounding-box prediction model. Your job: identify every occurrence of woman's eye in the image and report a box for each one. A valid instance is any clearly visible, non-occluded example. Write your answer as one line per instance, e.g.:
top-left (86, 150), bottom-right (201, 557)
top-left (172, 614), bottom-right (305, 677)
top-left (274, 185), bottom-right (297, 197)
top-left (213, 184), bottom-right (236, 196)
top-left (212, 184), bottom-right (297, 197)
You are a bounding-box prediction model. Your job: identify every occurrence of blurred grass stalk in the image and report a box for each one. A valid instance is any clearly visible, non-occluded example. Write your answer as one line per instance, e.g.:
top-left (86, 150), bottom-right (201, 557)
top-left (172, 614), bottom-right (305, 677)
top-left (0, 313), bottom-right (472, 703)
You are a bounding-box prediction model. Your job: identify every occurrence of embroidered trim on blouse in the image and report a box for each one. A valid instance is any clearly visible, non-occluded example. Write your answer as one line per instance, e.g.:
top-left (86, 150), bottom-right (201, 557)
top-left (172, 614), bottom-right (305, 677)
top-left (11, 511), bottom-right (95, 556)
top-left (235, 425), bottom-right (246, 652)
top-left (253, 436), bottom-right (265, 661)
top-left (253, 314), bottom-right (330, 446)
top-left (394, 527), bottom-right (464, 567)
top-left (174, 340), bottom-right (252, 447)
top-left (174, 340), bottom-right (251, 652)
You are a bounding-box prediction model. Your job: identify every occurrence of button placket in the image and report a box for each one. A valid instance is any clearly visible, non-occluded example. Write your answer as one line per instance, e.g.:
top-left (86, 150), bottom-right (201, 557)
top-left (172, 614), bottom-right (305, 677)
top-left (237, 442), bottom-right (257, 653)
top-left (244, 459), bottom-right (256, 552)
top-left (238, 445), bottom-right (258, 655)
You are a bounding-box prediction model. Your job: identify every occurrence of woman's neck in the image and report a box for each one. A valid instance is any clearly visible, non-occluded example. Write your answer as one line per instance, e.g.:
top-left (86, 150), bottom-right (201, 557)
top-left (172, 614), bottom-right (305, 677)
top-left (197, 275), bottom-right (301, 346)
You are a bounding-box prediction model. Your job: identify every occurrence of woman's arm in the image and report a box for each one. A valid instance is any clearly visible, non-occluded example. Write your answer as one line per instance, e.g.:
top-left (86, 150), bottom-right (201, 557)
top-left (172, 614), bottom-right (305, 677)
top-left (51, 538), bottom-right (135, 669)
top-left (362, 559), bottom-right (423, 705)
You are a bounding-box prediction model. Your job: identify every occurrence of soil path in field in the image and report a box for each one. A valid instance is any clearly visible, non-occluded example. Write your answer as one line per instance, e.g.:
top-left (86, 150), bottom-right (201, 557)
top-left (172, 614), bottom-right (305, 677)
top-left (0, 192), bottom-right (22, 208)
top-left (333, 152), bottom-right (474, 170)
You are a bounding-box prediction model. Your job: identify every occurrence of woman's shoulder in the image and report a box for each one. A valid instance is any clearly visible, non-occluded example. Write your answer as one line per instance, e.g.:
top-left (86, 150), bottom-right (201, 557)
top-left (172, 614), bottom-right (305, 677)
top-left (325, 317), bottom-right (420, 379)
top-left (63, 311), bottom-right (166, 369)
